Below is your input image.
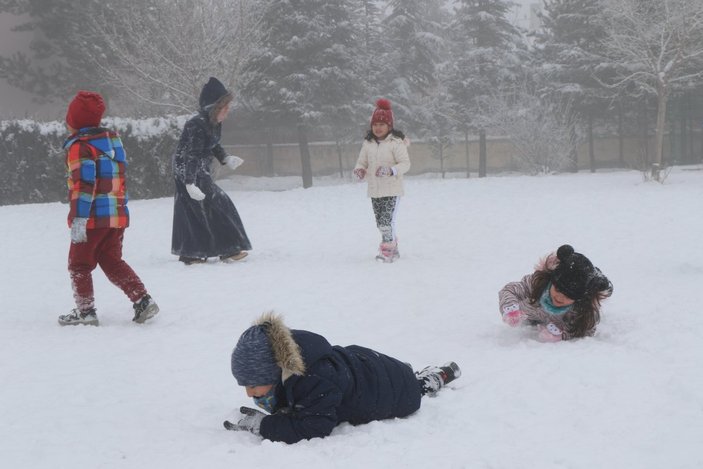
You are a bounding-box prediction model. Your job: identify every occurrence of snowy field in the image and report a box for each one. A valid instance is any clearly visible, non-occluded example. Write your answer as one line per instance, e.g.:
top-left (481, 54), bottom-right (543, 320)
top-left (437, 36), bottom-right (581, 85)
top-left (1, 168), bottom-right (702, 469)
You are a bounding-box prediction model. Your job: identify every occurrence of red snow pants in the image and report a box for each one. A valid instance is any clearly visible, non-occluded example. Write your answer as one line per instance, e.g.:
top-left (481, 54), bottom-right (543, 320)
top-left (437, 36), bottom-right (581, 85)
top-left (68, 228), bottom-right (146, 311)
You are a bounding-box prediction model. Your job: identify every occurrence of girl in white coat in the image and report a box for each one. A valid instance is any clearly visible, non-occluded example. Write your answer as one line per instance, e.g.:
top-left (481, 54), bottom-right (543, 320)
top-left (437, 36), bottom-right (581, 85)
top-left (354, 99), bottom-right (411, 262)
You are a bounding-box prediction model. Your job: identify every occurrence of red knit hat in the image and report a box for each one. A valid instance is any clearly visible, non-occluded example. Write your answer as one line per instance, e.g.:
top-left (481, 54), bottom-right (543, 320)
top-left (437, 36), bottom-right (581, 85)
top-left (66, 91), bottom-right (106, 129)
top-left (371, 98), bottom-right (393, 128)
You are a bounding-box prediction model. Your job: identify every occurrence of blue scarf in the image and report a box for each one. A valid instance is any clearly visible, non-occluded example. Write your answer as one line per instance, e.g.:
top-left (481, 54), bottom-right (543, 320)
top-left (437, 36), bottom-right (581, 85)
top-left (540, 283), bottom-right (572, 316)
top-left (253, 386), bottom-right (277, 414)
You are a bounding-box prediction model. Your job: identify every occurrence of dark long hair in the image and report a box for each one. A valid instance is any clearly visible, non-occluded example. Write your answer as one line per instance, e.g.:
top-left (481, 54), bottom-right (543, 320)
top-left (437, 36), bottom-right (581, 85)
top-left (528, 259), bottom-right (613, 338)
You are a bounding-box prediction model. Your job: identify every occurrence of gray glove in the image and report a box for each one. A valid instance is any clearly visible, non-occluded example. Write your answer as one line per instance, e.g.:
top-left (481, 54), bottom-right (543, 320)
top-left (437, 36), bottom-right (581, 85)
top-left (70, 218), bottom-right (88, 244)
top-left (230, 406), bottom-right (266, 435)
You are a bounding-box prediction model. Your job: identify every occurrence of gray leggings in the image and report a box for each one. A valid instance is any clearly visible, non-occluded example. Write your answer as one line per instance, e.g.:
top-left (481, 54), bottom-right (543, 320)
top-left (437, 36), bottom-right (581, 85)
top-left (371, 196), bottom-right (399, 242)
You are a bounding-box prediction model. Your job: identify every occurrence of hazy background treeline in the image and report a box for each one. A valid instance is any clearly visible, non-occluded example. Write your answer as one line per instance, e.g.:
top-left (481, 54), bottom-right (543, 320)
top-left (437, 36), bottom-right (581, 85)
top-left (1, 0), bottom-right (702, 204)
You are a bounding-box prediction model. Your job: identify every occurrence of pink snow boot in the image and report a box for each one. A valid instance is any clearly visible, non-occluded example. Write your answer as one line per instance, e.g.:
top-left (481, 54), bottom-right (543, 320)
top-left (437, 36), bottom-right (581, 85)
top-left (375, 240), bottom-right (399, 263)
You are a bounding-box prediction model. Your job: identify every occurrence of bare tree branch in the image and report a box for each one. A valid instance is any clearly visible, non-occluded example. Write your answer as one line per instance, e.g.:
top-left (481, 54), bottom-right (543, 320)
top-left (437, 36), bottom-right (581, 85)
top-left (82, 0), bottom-right (264, 114)
top-left (598, 0), bottom-right (703, 179)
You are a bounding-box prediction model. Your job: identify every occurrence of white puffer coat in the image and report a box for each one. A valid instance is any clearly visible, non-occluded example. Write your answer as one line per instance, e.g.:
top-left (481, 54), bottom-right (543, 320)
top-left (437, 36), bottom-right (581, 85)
top-left (355, 133), bottom-right (411, 198)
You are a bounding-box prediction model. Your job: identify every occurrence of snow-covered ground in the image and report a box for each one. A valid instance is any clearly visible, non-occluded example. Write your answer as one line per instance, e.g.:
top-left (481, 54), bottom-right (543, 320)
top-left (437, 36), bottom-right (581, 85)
top-left (1, 168), bottom-right (702, 469)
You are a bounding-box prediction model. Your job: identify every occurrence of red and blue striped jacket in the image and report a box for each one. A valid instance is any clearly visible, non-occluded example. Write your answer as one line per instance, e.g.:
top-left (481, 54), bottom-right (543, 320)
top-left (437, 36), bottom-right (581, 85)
top-left (64, 127), bottom-right (129, 229)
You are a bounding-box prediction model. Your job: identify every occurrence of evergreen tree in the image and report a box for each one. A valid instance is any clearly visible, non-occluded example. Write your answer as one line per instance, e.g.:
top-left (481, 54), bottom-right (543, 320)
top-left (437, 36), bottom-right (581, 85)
top-left (0, 0), bottom-right (107, 101)
top-left (446, 0), bottom-right (524, 177)
top-left (358, 0), bottom-right (384, 93)
top-left (241, 0), bottom-right (365, 187)
top-left (382, 0), bottom-right (444, 130)
top-left (535, 0), bottom-right (613, 172)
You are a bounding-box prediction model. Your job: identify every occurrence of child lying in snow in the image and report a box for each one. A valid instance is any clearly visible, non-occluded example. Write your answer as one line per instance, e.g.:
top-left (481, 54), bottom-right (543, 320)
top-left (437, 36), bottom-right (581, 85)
top-left (499, 244), bottom-right (613, 342)
top-left (227, 312), bottom-right (460, 443)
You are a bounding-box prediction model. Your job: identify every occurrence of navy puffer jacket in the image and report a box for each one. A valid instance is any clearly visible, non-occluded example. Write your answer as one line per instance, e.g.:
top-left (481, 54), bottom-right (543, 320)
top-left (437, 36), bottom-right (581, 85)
top-left (258, 328), bottom-right (422, 444)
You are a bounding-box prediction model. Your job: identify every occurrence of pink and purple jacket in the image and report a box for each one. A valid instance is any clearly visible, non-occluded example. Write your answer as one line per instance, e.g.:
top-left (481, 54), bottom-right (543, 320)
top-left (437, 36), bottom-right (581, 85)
top-left (498, 253), bottom-right (595, 340)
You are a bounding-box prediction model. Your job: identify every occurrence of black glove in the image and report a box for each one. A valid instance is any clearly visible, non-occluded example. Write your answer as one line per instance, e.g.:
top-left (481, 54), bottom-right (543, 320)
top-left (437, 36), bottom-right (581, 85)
top-left (228, 406), bottom-right (266, 435)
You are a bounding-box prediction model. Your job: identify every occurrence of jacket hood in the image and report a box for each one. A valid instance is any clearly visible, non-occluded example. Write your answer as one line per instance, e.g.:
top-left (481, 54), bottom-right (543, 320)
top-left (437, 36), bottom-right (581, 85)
top-left (64, 128), bottom-right (123, 162)
top-left (256, 312), bottom-right (306, 381)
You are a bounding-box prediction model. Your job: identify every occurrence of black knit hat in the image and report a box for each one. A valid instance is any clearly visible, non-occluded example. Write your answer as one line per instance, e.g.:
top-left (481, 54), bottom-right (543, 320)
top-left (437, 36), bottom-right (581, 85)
top-left (551, 245), bottom-right (596, 300)
top-left (199, 77), bottom-right (230, 110)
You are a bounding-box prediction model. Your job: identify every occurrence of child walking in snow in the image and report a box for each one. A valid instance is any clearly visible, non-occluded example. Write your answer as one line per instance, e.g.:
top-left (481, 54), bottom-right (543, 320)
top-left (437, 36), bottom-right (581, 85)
top-left (499, 244), bottom-right (613, 341)
top-left (171, 77), bottom-right (252, 265)
top-left (58, 91), bottom-right (159, 326)
top-left (354, 99), bottom-right (410, 263)
top-left (227, 312), bottom-right (460, 444)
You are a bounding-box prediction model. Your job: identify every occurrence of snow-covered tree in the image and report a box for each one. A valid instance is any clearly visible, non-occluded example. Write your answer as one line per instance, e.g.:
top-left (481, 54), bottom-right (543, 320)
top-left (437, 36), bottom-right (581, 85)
top-left (0, 0), bottom-right (106, 101)
top-left (486, 81), bottom-right (579, 174)
top-left (382, 0), bottom-right (444, 129)
top-left (598, 0), bottom-right (703, 181)
top-left (0, 0), bottom-right (262, 114)
top-left (446, 0), bottom-right (524, 177)
top-left (422, 75), bottom-right (456, 178)
top-left (358, 0), bottom-right (384, 93)
top-left (88, 0), bottom-right (263, 114)
top-left (241, 0), bottom-right (365, 188)
top-left (535, 0), bottom-right (613, 173)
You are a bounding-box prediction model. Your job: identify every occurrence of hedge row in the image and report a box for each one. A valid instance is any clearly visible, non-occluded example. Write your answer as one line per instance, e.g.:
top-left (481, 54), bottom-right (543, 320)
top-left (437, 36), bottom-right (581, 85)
top-left (0, 116), bottom-right (186, 206)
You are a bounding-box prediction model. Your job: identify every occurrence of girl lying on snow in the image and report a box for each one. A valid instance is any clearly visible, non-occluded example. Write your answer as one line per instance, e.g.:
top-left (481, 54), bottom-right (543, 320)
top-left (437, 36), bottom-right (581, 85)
top-left (227, 312), bottom-right (460, 443)
top-left (499, 244), bottom-right (613, 342)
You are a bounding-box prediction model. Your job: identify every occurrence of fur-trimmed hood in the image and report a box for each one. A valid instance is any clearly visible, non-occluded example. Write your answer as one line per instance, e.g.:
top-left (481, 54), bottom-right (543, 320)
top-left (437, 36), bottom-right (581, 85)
top-left (254, 312), bottom-right (306, 382)
top-left (230, 312), bottom-right (306, 386)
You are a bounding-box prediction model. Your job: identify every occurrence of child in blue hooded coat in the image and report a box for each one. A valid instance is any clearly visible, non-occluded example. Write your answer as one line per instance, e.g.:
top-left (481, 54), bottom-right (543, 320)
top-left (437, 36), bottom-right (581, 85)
top-left (228, 312), bottom-right (460, 444)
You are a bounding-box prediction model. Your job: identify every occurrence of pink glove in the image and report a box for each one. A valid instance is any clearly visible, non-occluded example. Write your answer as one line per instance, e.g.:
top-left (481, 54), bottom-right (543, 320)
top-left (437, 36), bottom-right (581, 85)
top-left (502, 309), bottom-right (525, 327)
top-left (353, 168), bottom-right (366, 180)
top-left (537, 323), bottom-right (563, 343)
top-left (375, 166), bottom-right (393, 177)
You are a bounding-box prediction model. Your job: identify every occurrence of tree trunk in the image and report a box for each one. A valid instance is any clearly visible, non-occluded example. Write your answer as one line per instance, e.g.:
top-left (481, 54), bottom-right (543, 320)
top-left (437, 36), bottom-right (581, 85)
top-left (588, 112), bottom-right (595, 173)
top-left (465, 129), bottom-right (470, 178)
top-left (641, 100), bottom-right (649, 167)
top-left (618, 102), bottom-right (624, 167)
top-left (568, 124), bottom-right (578, 172)
top-left (680, 95), bottom-right (688, 163)
top-left (653, 83), bottom-right (668, 181)
top-left (297, 124), bottom-right (313, 188)
top-left (336, 140), bottom-right (344, 179)
top-left (478, 128), bottom-right (486, 178)
top-left (687, 96), bottom-right (694, 164)
top-left (440, 145), bottom-right (445, 179)
top-left (670, 109), bottom-right (678, 164)
top-left (264, 128), bottom-right (274, 176)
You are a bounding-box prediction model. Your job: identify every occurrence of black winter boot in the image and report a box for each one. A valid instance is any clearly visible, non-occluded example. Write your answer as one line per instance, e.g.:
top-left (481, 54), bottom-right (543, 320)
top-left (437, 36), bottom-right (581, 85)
top-left (133, 294), bottom-right (160, 323)
top-left (416, 362), bottom-right (461, 397)
top-left (58, 308), bottom-right (99, 326)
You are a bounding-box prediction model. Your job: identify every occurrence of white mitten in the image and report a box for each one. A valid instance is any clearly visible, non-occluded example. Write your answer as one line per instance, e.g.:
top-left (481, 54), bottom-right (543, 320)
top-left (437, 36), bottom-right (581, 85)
top-left (186, 183), bottom-right (206, 201)
top-left (70, 217), bottom-right (88, 244)
top-left (224, 155), bottom-right (244, 170)
top-left (537, 323), bottom-right (563, 343)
